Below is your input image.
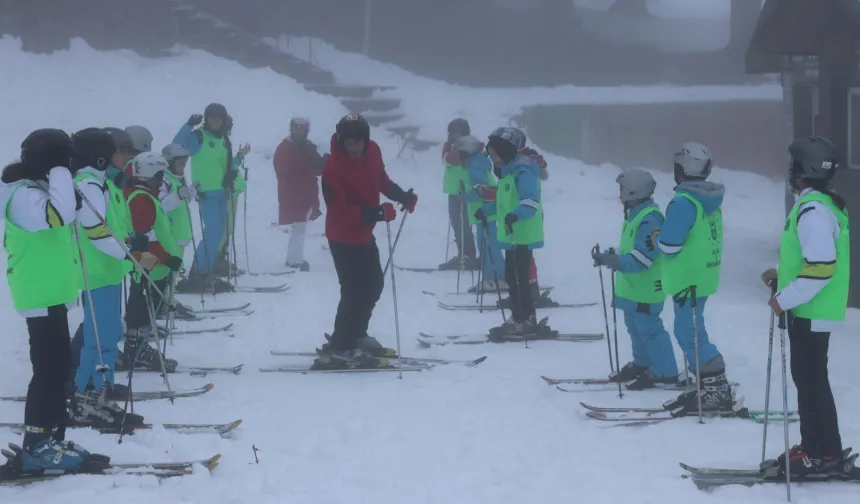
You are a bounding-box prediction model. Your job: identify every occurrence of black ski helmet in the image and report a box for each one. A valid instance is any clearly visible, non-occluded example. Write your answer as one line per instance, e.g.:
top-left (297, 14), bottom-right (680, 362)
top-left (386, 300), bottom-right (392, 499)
top-left (788, 135), bottom-right (839, 188)
top-left (336, 113), bottom-right (370, 143)
top-left (447, 118), bottom-right (470, 137)
top-left (102, 127), bottom-right (134, 152)
top-left (72, 128), bottom-right (117, 170)
top-left (487, 127), bottom-right (524, 165)
top-left (204, 102), bottom-right (228, 119)
top-left (21, 128), bottom-right (74, 171)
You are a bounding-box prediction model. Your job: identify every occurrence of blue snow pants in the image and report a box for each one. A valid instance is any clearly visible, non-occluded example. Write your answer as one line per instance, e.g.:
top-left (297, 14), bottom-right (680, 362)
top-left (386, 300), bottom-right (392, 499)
top-left (192, 189), bottom-right (227, 275)
top-left (75, 283), bottom-right (123, 391)
top-left (622, 305), bottom-right (679, 378)
top-left (476, 221), bottom-right (504, 283)
top-left (672, 295), bottom-right (720, 372)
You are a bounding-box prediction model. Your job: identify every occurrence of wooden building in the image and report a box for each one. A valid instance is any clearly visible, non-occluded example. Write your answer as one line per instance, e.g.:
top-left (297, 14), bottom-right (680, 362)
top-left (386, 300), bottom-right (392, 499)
top-left (746, 0), bottom-right (860, 307)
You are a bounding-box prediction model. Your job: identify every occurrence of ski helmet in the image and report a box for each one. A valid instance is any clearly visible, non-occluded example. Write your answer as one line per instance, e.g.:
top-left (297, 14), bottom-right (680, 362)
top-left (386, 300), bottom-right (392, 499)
top-left (447, 118), bottom-right (471, 137)
top-left (489, 127), bottom-right (527, 151)
top-left (291, 117), bottom-right (310, 129)
top-left (71, 128), bottom-right (117, 170)
top-left (616, 168), bottom-right (656, 203)
top-left (102, 127), bottom-right (134, 152)
top-left (673, 142), bottom-right (712, 180)
top-left (487, 127), bottom-right (526, 164)
top-left (452, 135), bottom-right (485, 156)
top-left (161, 143), bottom-right (191, 163)
top-left (125, 125), bottom-right (153, 153)
top-left (129, 152), bottom-right (169, 181)
top-left (20, 128), bottom-right (74, 170)
top-left (336, 113), bottom-right (370, 143)
top-left (788, 135), bottom-right (839, 185)
top-left (204, 102), bottom-right (228, 119)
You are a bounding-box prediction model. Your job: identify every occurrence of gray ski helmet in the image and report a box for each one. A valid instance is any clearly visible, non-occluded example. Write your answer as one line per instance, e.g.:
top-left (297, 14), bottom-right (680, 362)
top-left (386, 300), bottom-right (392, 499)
top-left (489, 127), bottom-right (527, 151)
top-left (673, 141), bottom-right (712, 179)
top-left (788, 135), bottom-right (839, 183)
top-left (452, 135), bottom-right (485, 156)
top-left (125, 125), bottom-right (153, 153)
top-left (102, 127), bottom-right (134, 151)
top-left (616, 168), bottom-right (656, 203)
top-left (161, 143), bottom-right (190, 163)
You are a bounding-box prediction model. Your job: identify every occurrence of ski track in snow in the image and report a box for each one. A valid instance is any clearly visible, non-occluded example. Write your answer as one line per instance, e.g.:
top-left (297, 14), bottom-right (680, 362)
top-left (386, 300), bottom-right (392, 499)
top-left (0, 35), bottom-right (858, 503)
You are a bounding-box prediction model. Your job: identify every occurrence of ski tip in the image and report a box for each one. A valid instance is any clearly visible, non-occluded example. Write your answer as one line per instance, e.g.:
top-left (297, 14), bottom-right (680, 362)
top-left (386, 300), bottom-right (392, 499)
top-left (203, 383), bottom-right (215, 392)
top-left (470, 356), bottom-right (488, 366)
top-left (231, 365), bottom-right (244, 374)
top-left (539, 375), bottom-right (559, 385)
top-left (203, 454), bottom-right (222, 471)
top-left (223, 419), bottom-right (243, 433)
top-left (416, 338), bottom-right (432, 348)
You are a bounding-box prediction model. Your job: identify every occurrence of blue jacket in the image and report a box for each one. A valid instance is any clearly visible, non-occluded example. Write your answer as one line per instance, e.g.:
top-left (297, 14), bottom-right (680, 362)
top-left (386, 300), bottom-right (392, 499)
top-left (655, 180), bottom-right (725, 257)
top-left (498, 154), bottom-right (542, 249)
top-left (464, 153), bottom-right (496, 217)
top-left (614, 199), bottom-right (666, 312)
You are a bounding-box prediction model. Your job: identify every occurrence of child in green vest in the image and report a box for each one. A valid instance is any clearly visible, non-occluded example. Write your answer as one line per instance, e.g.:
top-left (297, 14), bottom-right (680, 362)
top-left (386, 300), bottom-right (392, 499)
top-left (762, 136), bottom-right (851, 477)
top-left (592, 169), bottom-right (679, 390)
top-left (216, 113), bottom-right (251, 276)
top-left (654, 142), bottom-right (734, 414)
top-left (439, 118), bottom-right (479, 270)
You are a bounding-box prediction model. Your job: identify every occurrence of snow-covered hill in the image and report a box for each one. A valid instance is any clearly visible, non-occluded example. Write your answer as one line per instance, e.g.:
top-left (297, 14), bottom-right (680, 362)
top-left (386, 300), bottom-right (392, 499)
top-left (0, 35), bottom-right (857, 503)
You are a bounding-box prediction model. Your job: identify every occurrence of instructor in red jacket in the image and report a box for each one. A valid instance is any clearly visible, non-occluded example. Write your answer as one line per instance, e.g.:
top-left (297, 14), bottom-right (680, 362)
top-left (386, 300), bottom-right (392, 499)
top-left (315, 113), bottom-right (418, 369)
top-left (273, 117), bottom-right (325, 271)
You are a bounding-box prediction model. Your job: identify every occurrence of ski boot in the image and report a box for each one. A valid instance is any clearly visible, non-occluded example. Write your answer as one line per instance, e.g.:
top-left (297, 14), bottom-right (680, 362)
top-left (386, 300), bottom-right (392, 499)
top-left (69, 386), bottom-right (144, 431)
top-left (287, 260), bottom-right (310, 272)
top-left (488, 318), bottom-right (523, 338)
top-left (625, 370), bottom-right (679, 390)
top-left (311, 345), bottom-right (390, 370)
top-left (437, 256), bottom-right (480, 271)
top-left (175, 274), bottom-right (234, 294)
top-left (10, 430), bottom-right (110, 474)
top-left (117, 329), bottom-right (179, 373)
top-left (157, 301), bottom-right (196, 321)
top-left (468, 280), bottom-right (508, 295)
top-left (661, 370), bottom-right (735, 415)
top-left (320, 334), bottom-right (397, 358)
top-left (496, 288), bottom-right (557, 310)
top-left (608, 362), bottom-right (646, 383)
top-left (214, 253), bottom-right (244, 277)
top-left (772, 446), bottom-right (852, 478)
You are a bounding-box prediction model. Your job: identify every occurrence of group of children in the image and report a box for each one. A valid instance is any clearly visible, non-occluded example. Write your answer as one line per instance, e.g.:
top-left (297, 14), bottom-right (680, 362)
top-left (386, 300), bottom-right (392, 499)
top-left (1, 102), bottom-right (250, 472)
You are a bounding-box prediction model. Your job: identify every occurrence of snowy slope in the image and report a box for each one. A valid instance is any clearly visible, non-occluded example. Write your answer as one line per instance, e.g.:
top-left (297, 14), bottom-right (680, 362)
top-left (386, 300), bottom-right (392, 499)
top-left (0, 36), bottom-right (859, 503)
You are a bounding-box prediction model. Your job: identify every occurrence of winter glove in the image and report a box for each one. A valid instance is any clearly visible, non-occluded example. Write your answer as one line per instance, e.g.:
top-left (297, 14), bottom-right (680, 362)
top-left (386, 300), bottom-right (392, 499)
top-left (361, 203), bottom-right (396, 223)
top-left (164, 255), bottom-right (183, 271)
top-left (128, 233), bottom-right (149, 253)
top-left (476, 185), bottom-right (497, 202)
top-left (398, 189), bottom-right (417, 213)
top-left (178, 185), bottom-right (198, 201)
top-left (474, 208), bottom-right (487, 222)
top-left (222, 169), bottom-right (238, 189)
top-left (593, 251), bottom-right (621, 271)
top-left (504, 213), bottom-right (518, 235)
top-left (237, 143), bottom-right (251, 157)
top-left (133, 251), bottom-right (158, 270)
top-left (187, 114), bottom-right (203, 127)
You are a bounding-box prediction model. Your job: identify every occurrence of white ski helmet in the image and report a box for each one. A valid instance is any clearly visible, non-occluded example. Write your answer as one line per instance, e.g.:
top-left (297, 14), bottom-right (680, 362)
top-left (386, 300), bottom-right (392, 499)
top-left (616, 168), bottom-right (656, 203)
top-left (452, 135), bottom-right (485, 156)
top-left (161, 143), bottom-right (190, 162)
top-left (673, 141), bottom-right (712, 179)
top-left (125, 125), bottom-right (153, 153)
top-left (130, 152), bottom-right (169, 181)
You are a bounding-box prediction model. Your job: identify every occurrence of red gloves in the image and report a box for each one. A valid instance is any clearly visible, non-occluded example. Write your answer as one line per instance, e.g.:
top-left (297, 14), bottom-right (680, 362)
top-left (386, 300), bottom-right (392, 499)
top-left (401, 191), bottom-right (417, 213)
top-left (477, 185), bottom-right (497, 202)
top-left (381, 202), bottom-right (397, 222)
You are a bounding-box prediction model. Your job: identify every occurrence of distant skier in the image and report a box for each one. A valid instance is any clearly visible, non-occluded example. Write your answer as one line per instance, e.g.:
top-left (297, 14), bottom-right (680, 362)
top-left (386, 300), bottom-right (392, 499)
top-left (655, 142), bottom-right (733, 414)
top-left (1, 129), bottom-right (92, 470)
top-left (216, 113), bottom-right (250, 277)
top-left (314, 113), bottom-right (417, 369)
top-left (273, 117), bottom-right (325, 271)
top-left (453, 135), bottom-right (505, 293)
top-left (762, 136), bottom-right (850, 477)
top-left (172, 103), bottom-right (233, 292)
top-left (485, 127), bottom-right (553, 337)
top-left (591, 168), bottom-right (679, 389)
top-left (439, 118), bottom-right (478, 270)
top-left (120, 152), bottom-right (184, 373)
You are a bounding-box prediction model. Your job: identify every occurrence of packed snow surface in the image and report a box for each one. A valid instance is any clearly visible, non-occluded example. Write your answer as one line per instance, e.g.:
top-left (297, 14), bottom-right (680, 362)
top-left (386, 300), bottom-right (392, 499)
top-left (0, 36), bottom-right (858, 503)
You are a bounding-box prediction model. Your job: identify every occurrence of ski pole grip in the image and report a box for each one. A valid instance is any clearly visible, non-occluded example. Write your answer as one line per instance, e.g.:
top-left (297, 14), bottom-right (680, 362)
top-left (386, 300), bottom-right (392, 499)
top-left (689, 285), bottom-right (697, 308)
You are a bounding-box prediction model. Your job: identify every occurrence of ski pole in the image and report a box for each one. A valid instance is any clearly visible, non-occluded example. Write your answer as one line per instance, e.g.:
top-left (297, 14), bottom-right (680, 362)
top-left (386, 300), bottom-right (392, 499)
top-left (690, 286), bottom-right (704, 424)
top-left (594, 244), bottom-right (615, 375)
top-left (186, 203), bottom-right (205, 306)
top-left (381, 212), bottom-right (408, 277)
top-left (778, 301), bottom-right (791, 501)
top-left (230, 190), bottom-right (239, 286)
top-left (761, 280), bottom-right (778, 464)
top-left (386, 221), bottom-right (403, 380)
top-left (457, 197), bottom-right (465, 295)
top-left (242, 160), bottom-right (250, 274)
top-left (475, 228), bottom-right (484, 308)
top-left (609, 258), bottom-right (623, 399)
top-left (71, 224), bottom-right (110, 389)
top-left (142, 281), bottom-right (175, 401)
top-left (482, 221), bottom-right (507, 323)
top-left (445, 216), bottom-right (451, 265)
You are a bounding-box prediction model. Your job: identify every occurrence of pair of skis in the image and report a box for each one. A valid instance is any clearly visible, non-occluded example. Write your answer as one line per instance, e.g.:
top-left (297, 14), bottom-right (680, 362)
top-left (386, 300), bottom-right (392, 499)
top-left (0, 420), bottom-right (242, 437)
top-left (578, 401), bottom-right (798, 425)
top-left (122, 364), bottom-right (244, 377)
top-left (437, 301), bottom-right (596, 311)
top-left (0, 383), bottom-right (216, 403)
top-left (262, 350), bottom-right (488, 373)
top-left (417, 330), bottom-right (604, 347)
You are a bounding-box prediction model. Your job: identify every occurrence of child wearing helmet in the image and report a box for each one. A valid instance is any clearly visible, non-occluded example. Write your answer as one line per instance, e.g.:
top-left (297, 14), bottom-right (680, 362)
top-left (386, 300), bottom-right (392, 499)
top-left (654, 142), bottom-right (734, 415)
top-left (592, 168), bottom-right (679, 389)
top-left (215, 113), bottom-right (251, 277)
top-left (439, 118), bottom-right (479, 271)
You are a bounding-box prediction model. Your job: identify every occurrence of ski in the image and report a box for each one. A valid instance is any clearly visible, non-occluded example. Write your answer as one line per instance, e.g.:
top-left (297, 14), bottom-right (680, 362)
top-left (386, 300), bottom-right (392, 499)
top-left (555, 383), bottom-right (689, 393)
top-left (168, 309), bottom-right (254, 321)
top-left (681, 449), bottom-right (853, 477)
top-left (247, 270), bottom-right (294, 277)
top-left (268, 350), bottom-right (488, 367)
top-left (167, 323), bottom-right (234, 336)
top-left (541, 375), bottom-right (615, 386)
top-left (394, 265), bottom-right (450, 273)
top-left (438, 301), bottom-right (595, 311)
top-left (681, 453), bottom-right (860, 489)
top-left (126, 364), bottom-right (243, 376)
top-left (233, 283), bottom-right (290, 293)
top-left (444, 287), bottom-right (553, 296)
top-left (0, 452), bottom-right (221, 486)
top-left (579, 401), bottom-right (798, 416)
top-left (0, 384), bottom-right (214, 403)
top-left (259, 365), bottom-right (429, 374)
top-left (0, 420), bottom-right (242, 436)
top-left (582, 401), bottom-right (799, 425)
top-left (188, 302), bottom-right (251, 314)
top-left (417, 332), bottom-right (603, 347)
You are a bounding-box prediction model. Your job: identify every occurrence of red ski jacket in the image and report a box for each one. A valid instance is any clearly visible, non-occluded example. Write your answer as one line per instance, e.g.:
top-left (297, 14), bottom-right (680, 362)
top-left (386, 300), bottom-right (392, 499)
top-left (124, 184), bottom-right (169, 264)
top-left (273, 137), bottom-right (324, 225)
top-left (321, 135), bottom-right (405, 245)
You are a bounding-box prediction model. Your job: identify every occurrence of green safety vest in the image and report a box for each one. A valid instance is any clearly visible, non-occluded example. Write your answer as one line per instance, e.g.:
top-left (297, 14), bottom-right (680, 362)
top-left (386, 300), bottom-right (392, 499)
top-left (496, 168), bottom-right (544, 246)
top-left (661, 193), bottom-right (722, 297)
top-left (162, 171), bottom-right (194, 245)
top-left (616, 206), bottom-right (666, 304)
top-left (4, 182), bottom-right (80, 311)
top-left (443, 161), bottom-right (467, 195)
top-left (128, 189), bottom-right (181, 282)
top-left (73, 172), bottom-right (132, 289)
top-left (777, 191), bottom-right (850, 321)
top-left (191, 129), bottom-right (229, 192)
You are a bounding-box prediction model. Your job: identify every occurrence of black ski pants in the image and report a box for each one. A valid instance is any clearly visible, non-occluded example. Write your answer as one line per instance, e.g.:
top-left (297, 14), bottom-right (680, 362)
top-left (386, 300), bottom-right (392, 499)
top-left (329, 240), bottom-right (384, 350)
top-left (25, 304), bottom-right (71, 446)
top-left (448, 194), bottom-right (476, 260)
top-left (505, 246), bottom-right (534, 322)
top-left (125, 277), bottom-right (168, 331)
top-left (788, 315), bottom-right (842, 458)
